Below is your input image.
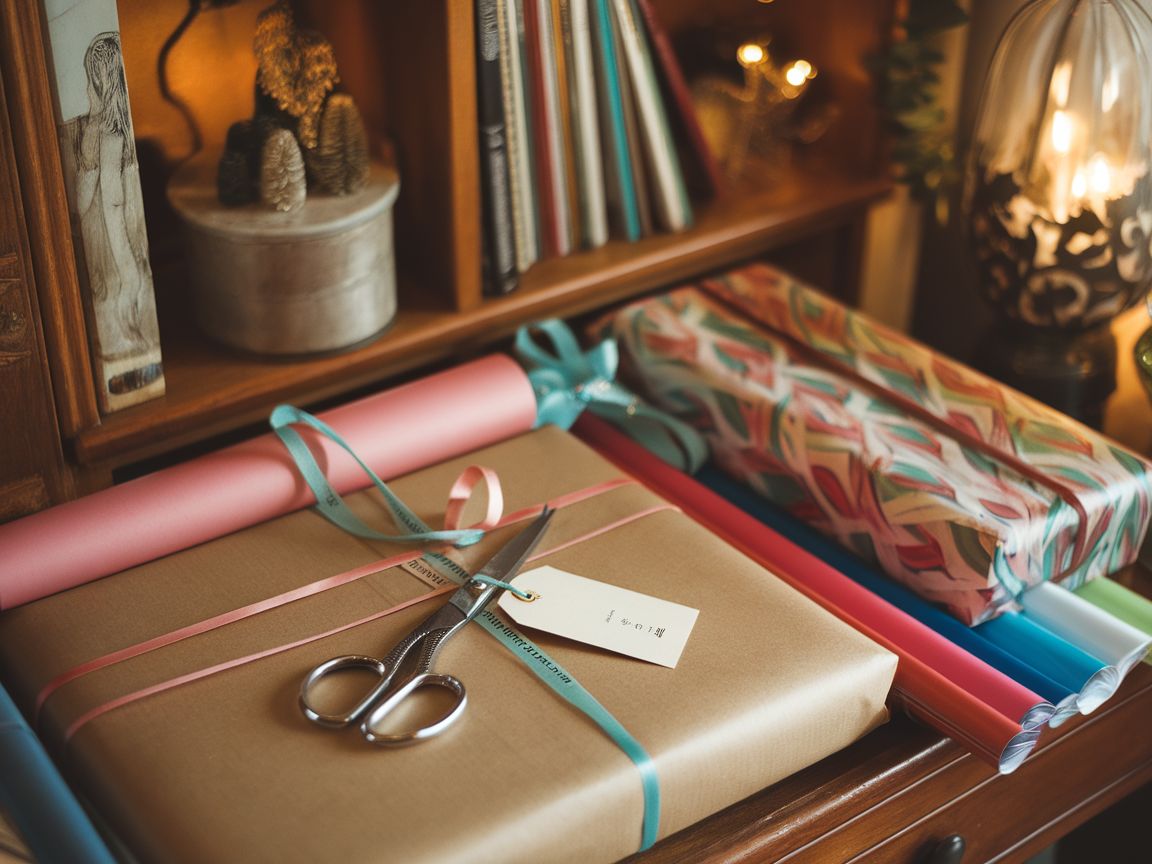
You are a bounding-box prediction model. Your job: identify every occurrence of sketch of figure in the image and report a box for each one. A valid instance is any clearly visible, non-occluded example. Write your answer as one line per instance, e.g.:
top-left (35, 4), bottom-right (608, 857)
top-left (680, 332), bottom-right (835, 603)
top-left (72, 34), bottom-right (157, 356)
top-left (43, 0), bottom-right (165, 412)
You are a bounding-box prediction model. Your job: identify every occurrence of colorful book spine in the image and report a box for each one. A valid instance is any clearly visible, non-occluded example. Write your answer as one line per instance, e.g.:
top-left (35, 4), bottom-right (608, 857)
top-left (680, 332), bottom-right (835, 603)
top-left (589, 0), bottom-right (641, 241)
top-left (633, 0), bottom-right (725, 197)
top-left (521, 0), bottom-right (559, 257)
top-left (500, 0), bottom-right (539, 272)
top-left (533, 0), bottom-right (573, 256)
top-left (614, 7), bottom-right (654, 239)
top-left (611, 0), bottom-right (692, 232)
top-left (476, 0), bottom-right (519, 295)
top-left (552, 0), bottom-right (583, 250)
top-left (559, 0), bottom-right (608, 248)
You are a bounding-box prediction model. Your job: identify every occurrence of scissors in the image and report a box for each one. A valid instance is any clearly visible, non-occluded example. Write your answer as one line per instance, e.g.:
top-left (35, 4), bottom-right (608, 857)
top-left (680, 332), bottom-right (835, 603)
top-left (299, 508), bottom-right (554, 745)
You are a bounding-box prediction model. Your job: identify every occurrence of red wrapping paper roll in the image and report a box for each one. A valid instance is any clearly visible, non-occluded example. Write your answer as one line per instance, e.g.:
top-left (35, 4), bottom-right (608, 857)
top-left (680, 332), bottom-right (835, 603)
top-left (0, 355), bottom-right (537, 610)
top-left (573, 413), bottom-right (1039, 773)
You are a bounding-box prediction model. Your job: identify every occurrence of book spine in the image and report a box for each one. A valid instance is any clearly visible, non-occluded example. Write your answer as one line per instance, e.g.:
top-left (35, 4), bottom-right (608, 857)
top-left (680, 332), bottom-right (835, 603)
top-left (522, 0), bottom-right (560, 257)
top-left (632, 0), bottom-right (725, 197)
top-left (563, 0), bottom-right (609, 248)
top-left (612, 0), bottom-right (691, 232)
top-left (38, 3), bottom-right (165, 412)
top-left (537, 0), bottom-right (573, 256)
top-left (477, 0), bottom-right (519, 295)
top-left (553, 0), bottom-right (584, 251)
top-left (499, 0), bottom-right (534, 271)
top-left (589, 0), bottom-right (640, 241)
top-left (503, 0), bottom-right (539, 271)
top-left (611, 0), bottom-right (653, 238)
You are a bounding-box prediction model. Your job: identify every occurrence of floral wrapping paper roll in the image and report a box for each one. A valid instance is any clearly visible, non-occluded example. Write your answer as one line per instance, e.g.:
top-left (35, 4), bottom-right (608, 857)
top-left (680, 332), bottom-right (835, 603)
top-left (598, 263), bottom-right (1152, 625)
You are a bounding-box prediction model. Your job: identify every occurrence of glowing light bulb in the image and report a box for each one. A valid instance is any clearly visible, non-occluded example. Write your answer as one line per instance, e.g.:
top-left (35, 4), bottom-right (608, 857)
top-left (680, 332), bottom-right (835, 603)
top-left (1050, 61), bottom-right (1072, 108)
top-left (1051, 110), bottom-right (1072, 153)
top-left (793, 60), bottom-right (813, 79)
top-left (737, 44), bottom-right (764, 66)
top-left (786, 64), bottom-right (806, 86)
top-left (1103, 69), bottom-right (1119, 112)
top-left (1092, 157), bottom-right (1110, 192)
top-left (1072, 173), bottom-right (1087, 197)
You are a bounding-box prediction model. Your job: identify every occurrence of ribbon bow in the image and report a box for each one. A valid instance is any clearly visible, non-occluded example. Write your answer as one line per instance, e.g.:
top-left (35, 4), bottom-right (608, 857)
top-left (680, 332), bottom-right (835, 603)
top-left (515, 319), bottom-right (708, 474)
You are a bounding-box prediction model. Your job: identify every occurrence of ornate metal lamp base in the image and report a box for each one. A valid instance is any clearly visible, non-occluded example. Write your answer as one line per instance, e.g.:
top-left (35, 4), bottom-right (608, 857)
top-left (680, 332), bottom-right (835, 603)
top-left (975, 321), bottom-right (1117, 429)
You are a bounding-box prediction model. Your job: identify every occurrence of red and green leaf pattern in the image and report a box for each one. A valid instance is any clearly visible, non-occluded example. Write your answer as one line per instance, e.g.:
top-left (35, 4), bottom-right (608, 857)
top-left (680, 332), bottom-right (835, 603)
top-left (597, 263), bottom-right (1152, 625)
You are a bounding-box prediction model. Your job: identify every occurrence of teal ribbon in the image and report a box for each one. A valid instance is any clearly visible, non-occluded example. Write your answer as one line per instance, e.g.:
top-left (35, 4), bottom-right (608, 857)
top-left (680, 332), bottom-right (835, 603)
top-left (271, 406), bottom-right (660, 850)
top-left (270, 405), bottom-right (483, 547)
top-left (515, 319), bottom-right (708, 474)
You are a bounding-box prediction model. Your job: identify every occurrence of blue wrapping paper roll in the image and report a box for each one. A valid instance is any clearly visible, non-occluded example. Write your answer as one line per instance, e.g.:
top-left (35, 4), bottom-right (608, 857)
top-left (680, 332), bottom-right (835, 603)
top-left (974, 612), bottom-right (1120, 716)
top-left (0, 684), bottom-right (117, 864)
top-left (696, 466), bottom-right (1078, 724)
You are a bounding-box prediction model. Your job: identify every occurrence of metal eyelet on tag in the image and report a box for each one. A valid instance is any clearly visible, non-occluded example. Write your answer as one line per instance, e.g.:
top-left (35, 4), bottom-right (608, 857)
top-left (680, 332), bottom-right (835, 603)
top-left (513, 590), bottom-right (542, 603)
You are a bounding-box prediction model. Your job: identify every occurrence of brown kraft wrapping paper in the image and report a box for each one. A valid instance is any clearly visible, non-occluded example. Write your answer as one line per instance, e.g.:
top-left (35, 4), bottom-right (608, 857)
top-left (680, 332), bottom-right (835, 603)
top-left (0, 427), bottom-right (896, 864)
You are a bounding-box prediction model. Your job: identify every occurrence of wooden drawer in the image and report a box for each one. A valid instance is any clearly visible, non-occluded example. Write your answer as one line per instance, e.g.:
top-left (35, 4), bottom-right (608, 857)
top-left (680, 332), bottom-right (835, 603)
top-left (851, 674), bottom-right (1152, 864)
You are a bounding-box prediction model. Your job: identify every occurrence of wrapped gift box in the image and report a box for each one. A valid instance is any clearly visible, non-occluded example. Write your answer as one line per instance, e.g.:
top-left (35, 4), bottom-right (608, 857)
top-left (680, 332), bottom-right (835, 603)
top-left (0, 426), bottom-right (894, 864)
top-left (598, 263), bottom-right (1152, 625)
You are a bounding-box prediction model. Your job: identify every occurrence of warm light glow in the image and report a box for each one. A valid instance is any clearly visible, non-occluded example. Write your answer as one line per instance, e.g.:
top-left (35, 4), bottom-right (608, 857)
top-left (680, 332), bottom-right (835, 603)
top-left (785, 64), bottom-right (806, 86)
top-left (1050, 61), bottom-right (1072, 108)
top-left (1092, 157), bottom-right (1111, 192)
top-left (1103, 68), bottom-right (1119, 112)
top-left (1051, 110), bottom-right (1072, 153)
top-left (1072, 172), bottom-right (1087, 197)
top-left (793, 60), bottom-right (813, 79)
top-left (737, 43), bottom-right (765, 66)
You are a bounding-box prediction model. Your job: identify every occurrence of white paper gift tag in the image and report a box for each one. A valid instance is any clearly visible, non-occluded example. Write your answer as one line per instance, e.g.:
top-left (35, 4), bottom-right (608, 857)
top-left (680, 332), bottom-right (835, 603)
top-left (497, 566), bottom-right (698, 668)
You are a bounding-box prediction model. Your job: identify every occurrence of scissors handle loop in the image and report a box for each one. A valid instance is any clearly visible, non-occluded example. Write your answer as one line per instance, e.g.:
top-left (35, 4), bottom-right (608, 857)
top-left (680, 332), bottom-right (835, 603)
top-left (299, 624), bottom-right (461, 733)
top-left (361, 673), bottom-right (467, 745)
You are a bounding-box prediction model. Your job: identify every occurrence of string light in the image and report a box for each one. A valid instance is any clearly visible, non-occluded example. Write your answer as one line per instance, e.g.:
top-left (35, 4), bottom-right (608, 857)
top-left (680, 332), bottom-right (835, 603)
top-left (737, 43), bottom-right (765, 67)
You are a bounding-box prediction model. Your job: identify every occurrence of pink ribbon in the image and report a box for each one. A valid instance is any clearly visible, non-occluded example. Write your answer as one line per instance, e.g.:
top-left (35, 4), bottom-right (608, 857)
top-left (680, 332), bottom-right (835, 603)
top-left (40, 471), bottom-right (676, 744)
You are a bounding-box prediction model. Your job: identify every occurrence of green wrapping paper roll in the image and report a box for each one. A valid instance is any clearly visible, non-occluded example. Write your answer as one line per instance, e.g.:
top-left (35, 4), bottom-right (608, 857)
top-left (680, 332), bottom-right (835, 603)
top-left (1075, 578), bottom-right (1152, 658)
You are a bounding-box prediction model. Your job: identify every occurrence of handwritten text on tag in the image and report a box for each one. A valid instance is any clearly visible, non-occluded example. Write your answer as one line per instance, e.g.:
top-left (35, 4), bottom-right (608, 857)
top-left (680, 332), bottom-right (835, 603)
top-left (497, 566), bottom-right (698, 668)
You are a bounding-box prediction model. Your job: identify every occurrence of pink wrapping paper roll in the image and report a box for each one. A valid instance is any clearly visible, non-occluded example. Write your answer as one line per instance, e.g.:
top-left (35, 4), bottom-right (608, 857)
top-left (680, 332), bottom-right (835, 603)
top-left (0, 355), bottom-right (537, 609)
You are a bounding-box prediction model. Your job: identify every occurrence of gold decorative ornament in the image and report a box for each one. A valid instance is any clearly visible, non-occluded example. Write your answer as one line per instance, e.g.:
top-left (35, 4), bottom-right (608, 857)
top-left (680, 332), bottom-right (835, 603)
top-left (254, 1), bottom-right (339, 149)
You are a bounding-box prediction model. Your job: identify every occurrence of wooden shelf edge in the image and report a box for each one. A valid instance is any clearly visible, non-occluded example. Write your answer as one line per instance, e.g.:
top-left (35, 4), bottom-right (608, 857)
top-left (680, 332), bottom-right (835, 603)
top-left (73, 176), bottom-right (893, 468)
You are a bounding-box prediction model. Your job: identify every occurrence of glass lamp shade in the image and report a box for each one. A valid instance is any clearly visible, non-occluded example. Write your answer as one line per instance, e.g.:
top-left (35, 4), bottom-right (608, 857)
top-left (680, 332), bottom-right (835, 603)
top-left (963, 0), bottom-right (1152, 332)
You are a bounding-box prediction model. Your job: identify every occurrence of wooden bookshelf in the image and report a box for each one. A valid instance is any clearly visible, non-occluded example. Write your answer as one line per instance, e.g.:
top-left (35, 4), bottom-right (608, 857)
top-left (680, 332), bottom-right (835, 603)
top-left (74, 171), bottom-right (891, 467)
top-left (1, 0), bottom-right (897, 483)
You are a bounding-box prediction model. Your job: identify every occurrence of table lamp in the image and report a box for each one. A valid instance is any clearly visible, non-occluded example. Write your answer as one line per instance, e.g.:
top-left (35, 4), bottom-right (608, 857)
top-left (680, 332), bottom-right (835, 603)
top-left (963, 0), bottom-right (1152, 426)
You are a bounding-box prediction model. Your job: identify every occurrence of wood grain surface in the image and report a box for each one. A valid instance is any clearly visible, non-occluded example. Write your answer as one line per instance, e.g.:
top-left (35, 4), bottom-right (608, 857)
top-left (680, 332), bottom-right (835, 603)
top-left (0, 0), bottom-right (99, 438)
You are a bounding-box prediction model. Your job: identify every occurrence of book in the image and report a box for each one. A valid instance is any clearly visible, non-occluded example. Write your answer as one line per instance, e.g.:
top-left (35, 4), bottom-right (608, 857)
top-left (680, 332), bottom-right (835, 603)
top-left (476, 0), bottom-right (519, 295)
top-left (611, 0), bottom-right (692, 232)
top-left (552, 0), bottom-right (584, 250)
top-left (589, 0), bottom-right (640, 241)
top-left (499, 0), bottom-right (539, 271)
top-left (611, 0), bottom-right (654, 237)
top-left (633, 0), bottom-right (725, 197)
top-left (536, 0), bottom-right (573, 256)
top-left (559, 0), bottom-right (609, 248)
top-left (523, 0), bottom-right (560, 257)
top-left (39, 0), bottom-right (165, 413)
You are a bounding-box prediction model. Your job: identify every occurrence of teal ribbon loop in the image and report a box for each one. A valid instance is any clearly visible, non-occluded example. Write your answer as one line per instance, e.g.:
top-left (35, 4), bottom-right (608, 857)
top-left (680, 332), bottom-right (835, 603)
top-left (515, 319), bottom-right (708, 474)
top-left (269, 405), bottom-right (484, 547)
top-left (270, 405), bottom-right (661, 851)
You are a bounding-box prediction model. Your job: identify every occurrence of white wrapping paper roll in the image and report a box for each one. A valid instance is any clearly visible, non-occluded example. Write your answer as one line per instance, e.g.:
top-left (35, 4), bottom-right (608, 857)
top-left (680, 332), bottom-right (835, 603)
top-left (1021, 581), bottom-right (1152, 677)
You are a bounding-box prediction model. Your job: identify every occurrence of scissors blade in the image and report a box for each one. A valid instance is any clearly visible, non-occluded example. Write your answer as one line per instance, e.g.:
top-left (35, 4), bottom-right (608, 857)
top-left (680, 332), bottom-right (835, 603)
top-left (449, 507), bottom-right (554, 619)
